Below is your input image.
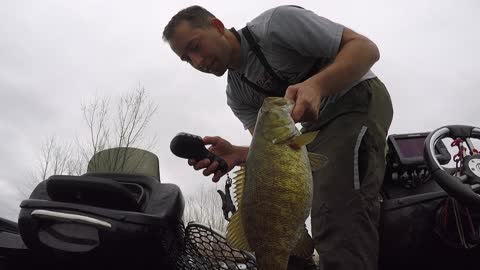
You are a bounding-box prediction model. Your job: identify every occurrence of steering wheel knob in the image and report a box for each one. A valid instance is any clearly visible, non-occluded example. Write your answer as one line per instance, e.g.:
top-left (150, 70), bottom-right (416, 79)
top-left (465, 155), bottom-right (480, 179)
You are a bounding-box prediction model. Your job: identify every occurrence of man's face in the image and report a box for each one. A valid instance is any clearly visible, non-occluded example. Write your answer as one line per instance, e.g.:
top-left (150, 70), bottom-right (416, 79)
top-left (168, 20), bottom-right (231, 77)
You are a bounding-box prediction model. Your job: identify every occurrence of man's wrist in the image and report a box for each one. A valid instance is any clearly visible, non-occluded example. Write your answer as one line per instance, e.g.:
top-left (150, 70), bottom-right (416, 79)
top-left (233, 145), bottom-right (249, 165)
top-left (307, 70), bottom-right (334, 97)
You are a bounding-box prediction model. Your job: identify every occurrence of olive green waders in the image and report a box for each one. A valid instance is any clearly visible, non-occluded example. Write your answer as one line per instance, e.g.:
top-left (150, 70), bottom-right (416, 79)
top-left (297, 77), bottom-right (393, 270)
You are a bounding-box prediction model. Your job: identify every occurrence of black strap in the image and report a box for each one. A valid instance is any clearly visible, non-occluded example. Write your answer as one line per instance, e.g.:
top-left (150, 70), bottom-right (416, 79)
top-left (240, 74), bottom-right (283, 97)
top-left (230, 27), bottom-right (241, 44)
top-left (241, 27), bottom-right (290, 85)
top-left (230, 27), bottom-right (287, 97)
top-left (231, 26), bottom-right (322, 97)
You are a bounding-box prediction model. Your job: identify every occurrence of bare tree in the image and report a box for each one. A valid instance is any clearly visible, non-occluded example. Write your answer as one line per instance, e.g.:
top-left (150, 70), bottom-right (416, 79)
top-left (18, 136), bottom-right (79, 198)
top-left (22, 85), bottom-right (228, 235)
top-left (35, 136), bottom-right (76, 181)
top-left (22, 86), bottom-right (158, 196)
top-left (115, 88), bottom-right (157, 149)
top-left (80, 87), bottom-right (158, 173)
top-left (79, 95), bottom-right (110, 165)
top-left (183, 183), bottom-right (229, 233)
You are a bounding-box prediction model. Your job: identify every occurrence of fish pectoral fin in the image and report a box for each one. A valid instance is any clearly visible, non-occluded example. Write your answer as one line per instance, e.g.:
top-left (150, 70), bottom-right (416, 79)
top-left (226, 208), bottom-right (252, 251)
top-left (291, 228), bottom-right (315, 259)
top-left (290, 130), bottom-right (319, 148)
top-left (308, 152), bottom-right (328, 171)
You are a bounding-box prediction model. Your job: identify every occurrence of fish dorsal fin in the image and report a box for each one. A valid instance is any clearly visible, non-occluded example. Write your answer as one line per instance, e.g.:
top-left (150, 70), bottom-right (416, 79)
top-left (290, 131), bottom-right (319, 148)
top-left (308, 152), bottom-right (328, 172)
top-left (231, 167), bottom-right (246, 205)
top-left (226, 167), bottom-right (252, 251)
top-left (291, 227), bottom-right (315, 258)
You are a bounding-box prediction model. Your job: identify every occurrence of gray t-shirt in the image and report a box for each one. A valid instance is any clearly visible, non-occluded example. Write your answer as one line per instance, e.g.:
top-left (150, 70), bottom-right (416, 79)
top-left (226, 5), bottom-right (376, 130)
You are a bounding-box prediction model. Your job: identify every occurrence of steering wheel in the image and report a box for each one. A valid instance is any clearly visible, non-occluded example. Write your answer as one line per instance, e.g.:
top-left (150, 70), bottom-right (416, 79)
top-left (424, 125), bottom-right (480, 207)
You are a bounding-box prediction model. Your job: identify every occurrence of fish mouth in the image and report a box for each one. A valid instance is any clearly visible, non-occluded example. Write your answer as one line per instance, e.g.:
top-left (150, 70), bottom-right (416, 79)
top-left (262, 97), bottom-right (294, 110)
top-left (261, 97), bottom-right (294, 116)
top-left (259, 97), bottom-right (298, 143)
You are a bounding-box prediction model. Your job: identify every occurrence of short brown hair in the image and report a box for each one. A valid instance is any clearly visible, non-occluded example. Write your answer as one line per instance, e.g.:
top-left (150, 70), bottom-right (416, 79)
top-left (163, 6), bottom-right (215, 41)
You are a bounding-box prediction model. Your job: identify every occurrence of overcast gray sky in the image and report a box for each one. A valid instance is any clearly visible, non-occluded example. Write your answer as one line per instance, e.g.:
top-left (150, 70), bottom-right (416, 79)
top-left (1, 0), bottom-right (479, 221)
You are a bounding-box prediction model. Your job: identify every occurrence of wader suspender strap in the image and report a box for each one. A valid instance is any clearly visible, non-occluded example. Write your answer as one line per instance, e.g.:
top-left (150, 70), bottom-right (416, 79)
top-left (232, 26), bottom-right (323, 97)
top-left (241, 27), bottom-right (290, 97)
top-left (231, 27), bottom-right (287, 97)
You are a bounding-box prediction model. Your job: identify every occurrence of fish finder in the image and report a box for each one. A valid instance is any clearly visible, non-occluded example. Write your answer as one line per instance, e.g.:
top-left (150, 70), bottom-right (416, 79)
top-left (388, 132), bottom-right (451, 168)
top-left (385, 132), bottom-right (451, 188)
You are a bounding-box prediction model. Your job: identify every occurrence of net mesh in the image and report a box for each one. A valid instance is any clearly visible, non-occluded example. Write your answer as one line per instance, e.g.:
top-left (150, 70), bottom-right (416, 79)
top-left (176, 222), bottom-right (257, 270)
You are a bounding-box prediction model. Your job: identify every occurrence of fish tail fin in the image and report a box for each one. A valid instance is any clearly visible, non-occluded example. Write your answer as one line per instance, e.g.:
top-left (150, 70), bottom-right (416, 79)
top-left (291, 227), bottom-right (315, 258)
top-left (226, 167), bottom-right (252, 251)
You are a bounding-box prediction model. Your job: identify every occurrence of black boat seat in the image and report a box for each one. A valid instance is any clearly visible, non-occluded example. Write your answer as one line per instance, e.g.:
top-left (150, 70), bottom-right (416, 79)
top-left (22, 172), bottom-right (185, 223)
top-left (18, 147), bottom-right (185, 266)
top-left (47, 175), bottom-right (141, 212)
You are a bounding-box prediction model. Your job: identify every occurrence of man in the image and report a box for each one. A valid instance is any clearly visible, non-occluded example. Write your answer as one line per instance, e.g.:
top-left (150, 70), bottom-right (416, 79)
top-left (163, 5), bottom-right (393, 270)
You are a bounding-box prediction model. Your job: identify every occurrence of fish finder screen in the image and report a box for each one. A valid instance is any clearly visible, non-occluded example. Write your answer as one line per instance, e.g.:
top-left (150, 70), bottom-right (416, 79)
top-left (395, 137), bottom-right (427, 158)
top-left (388, 132), bottom-right (450, 167)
